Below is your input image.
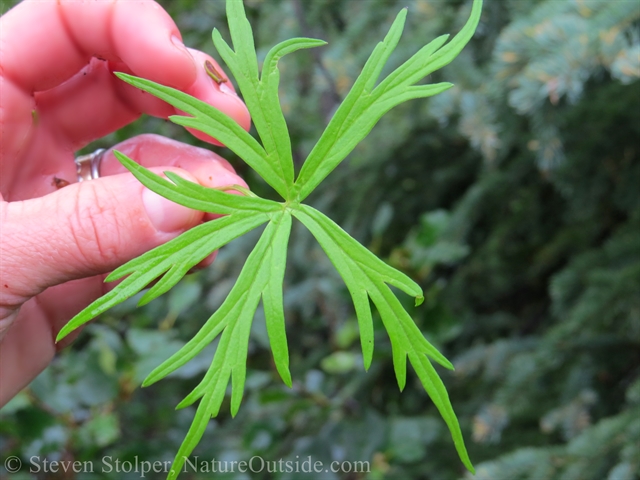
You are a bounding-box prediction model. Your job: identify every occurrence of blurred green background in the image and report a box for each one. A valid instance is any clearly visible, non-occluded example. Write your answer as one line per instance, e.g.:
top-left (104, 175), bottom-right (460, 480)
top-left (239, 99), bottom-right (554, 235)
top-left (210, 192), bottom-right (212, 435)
top-left (1, 0), bottom-right (639, 479)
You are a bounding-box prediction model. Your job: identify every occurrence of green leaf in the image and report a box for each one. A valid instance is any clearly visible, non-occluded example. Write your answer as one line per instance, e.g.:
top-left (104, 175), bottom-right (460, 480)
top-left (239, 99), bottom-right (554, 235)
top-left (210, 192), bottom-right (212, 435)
top-left (295, 205), bottom-right (424, 300)
top-left (57, 1), bottom-right (483, 476)
top-left (154, 212), bottom-right (292, 480)
top-left (375, 34), bottom-right (450, 94)
top-left (293, 8), bottom-right (409, 201)
top-left (211, 0), bottom-right (326, 199)
top-left (166, 388), bottom-right (220, 480)
top-left (142, 211), bottom-right (291, 388)
top-left (294, 0), bottom-right (482, 201)
top-left (380, 0), bottom-right (483, 92)
top-left (114, 151), bottom-right (279, 214)
top-left (262, 212), bottom-right (293, 386)
top-left (409, 350), bottom-right (474, 473)
top-left (291, 204), bottom-right (473, 471)
top-left (56, 209), bottom-right (270, 342)
top-left (262, 38), bottom-right (328, 82)
top-left (114, 72), bottom-right (289, 198)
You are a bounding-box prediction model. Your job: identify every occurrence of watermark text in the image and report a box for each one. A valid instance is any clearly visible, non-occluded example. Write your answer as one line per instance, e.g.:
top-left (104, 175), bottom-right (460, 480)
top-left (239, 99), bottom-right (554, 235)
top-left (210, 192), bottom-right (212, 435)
top-left (3, 455), bottom-right (370, 477)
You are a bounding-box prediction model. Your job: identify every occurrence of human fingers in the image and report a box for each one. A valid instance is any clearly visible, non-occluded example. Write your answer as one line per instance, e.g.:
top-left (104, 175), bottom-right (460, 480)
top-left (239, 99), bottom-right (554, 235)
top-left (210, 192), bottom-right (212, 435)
top-left (0, 278), bottom-right (105, 407)
top-left (0, 0), bottom-right (196, 94)
top-left (0, 239), bottom-right (212, 408)
top-left (99, 134), bottom-right (243, 191)
top-left (33, 51), bottom-right (249, 151)
top-left (0, 0), bottom-right (195, 160)
top-left (0, 0), bottom-right (250, 161)
top-left (0, 168), bottom-right (201, 332)
top-left (0, 152), bottom-right (228, 404)
top-left (0, 133), bottom-right (244, 326)
top-left (99, 134), bottom-right (246, 225)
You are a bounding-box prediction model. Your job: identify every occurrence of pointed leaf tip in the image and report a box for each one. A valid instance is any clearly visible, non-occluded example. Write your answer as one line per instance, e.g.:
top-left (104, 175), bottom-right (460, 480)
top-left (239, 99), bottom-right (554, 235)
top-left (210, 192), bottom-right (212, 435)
top-left (104, 271), bottom-right (120, 283)
top-left (280, 370), bottom-right (293, 388)
top-left (141, 371), bottom-right (160, 388)
top-left (415, 295), bottom-right (424, 307)
top-left (363, 355), bottom-right (372, 371)
top-left (55, 327), bottom-right (71, 343)
top-left (442, 358), bottom-right (455, 371)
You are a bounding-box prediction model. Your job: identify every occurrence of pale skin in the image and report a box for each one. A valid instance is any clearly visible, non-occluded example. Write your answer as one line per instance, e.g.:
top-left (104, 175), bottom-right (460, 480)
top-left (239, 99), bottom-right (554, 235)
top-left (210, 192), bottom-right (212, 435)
top-left (0, 0), bottom-right (252, 406)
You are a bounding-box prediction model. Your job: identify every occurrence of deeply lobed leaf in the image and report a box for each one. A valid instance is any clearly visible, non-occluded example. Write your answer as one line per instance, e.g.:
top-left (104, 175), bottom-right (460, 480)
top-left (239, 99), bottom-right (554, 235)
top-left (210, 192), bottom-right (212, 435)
top-left (294, 0), bottom-right (483, 201)
top-left (56, 207), bottom-right (270, 342)
top-left (292, 204), bottom-right (472, 471)
top-left (154, 211), bottom-right (292, 480)
top-left (114, 151), bottom-right (278, 214)
top-left (56, 0), bottom-right (483, 477)
top-left (115, 72), bottom-right (288, 197)
top-left (211, 0), bottom-right (326, 199)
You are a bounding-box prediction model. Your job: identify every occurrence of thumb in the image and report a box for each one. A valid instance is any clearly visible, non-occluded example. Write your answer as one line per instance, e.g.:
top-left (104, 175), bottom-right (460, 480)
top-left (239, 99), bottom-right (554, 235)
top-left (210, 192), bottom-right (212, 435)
top-left (1, 168), bottom-right (203, 300)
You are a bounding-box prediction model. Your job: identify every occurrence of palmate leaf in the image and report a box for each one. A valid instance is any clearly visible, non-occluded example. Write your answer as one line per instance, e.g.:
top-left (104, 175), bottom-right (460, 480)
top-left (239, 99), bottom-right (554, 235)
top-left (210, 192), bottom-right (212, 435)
top-left (57, 0), bottom-right (482, 477)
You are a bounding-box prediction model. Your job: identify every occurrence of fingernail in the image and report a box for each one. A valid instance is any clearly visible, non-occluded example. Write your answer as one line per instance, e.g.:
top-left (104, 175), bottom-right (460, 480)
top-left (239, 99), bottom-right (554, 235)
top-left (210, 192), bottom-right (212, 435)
top-left (219, 81), bottom-right (238, 97)
top-left (203, 59), bottom-right (237, 97)
top-left (143, 188), bottom-right (196, 233)
top-left (171, 34), bottom-right (193, 61)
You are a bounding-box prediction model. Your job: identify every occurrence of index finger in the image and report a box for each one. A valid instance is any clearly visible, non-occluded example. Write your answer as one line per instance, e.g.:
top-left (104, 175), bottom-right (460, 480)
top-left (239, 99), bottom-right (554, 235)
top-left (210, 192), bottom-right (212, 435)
top-left (0, 0), bottom-right (197, 93)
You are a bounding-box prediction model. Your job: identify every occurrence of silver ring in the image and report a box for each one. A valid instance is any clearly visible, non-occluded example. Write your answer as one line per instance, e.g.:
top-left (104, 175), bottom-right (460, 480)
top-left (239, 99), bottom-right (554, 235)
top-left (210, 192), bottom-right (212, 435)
top-left (75, 148), bottom-right (106, 182)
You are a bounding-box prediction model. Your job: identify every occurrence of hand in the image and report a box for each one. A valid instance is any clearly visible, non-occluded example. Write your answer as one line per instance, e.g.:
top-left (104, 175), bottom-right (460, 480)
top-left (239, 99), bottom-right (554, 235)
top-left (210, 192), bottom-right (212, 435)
top-left (0, 0), bottom-right (251, 406)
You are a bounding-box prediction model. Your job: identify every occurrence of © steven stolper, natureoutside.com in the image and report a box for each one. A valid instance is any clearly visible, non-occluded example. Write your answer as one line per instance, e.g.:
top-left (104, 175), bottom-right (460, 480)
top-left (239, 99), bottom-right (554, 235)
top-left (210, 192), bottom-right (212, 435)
top-left (55, 0), bottom-right (483, 478)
